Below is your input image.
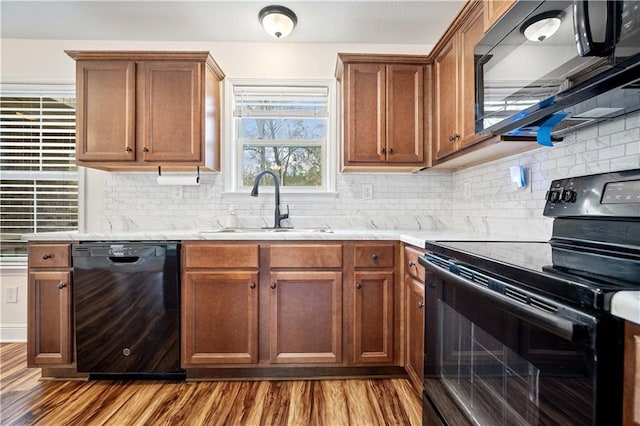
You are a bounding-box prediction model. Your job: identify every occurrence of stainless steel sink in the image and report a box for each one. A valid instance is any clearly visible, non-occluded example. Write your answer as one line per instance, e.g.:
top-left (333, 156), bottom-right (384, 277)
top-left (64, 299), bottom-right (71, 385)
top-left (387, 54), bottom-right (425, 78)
top-left (199, 228), bottom-right (333, 234)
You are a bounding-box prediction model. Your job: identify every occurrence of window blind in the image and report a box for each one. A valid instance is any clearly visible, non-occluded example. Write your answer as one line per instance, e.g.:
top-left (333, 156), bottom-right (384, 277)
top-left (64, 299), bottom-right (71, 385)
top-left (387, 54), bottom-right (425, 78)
top-left (0, 92), bottom-right (78, 261)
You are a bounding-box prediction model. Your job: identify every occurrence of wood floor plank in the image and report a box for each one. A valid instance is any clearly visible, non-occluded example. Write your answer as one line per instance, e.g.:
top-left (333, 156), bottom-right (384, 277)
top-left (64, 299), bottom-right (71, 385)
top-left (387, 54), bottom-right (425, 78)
top-left (0, 343), bottom-right (422, 425)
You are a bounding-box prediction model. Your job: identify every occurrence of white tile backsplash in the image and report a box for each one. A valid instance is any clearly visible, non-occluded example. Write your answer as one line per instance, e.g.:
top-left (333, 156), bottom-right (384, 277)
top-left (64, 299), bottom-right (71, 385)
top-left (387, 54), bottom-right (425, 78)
top-left (102, 112), bottom-right (640, 240)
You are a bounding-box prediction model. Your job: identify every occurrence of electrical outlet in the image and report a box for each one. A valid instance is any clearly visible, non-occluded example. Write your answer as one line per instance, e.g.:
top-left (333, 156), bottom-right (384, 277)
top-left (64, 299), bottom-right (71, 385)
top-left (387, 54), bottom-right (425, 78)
top-left (463, 182), bottom-right (471, 199)
top-left (362, 183), bottom-right (373, 200)
top-left (172, 186), bottom-right (184, 200)
top-left (6, 286), bottom-right (18, 303)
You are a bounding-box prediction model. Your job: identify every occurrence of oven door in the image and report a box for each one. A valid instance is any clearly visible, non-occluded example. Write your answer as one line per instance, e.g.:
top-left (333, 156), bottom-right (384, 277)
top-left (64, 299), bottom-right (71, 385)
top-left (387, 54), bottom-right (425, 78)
top-left (420, 254), bottom-right (624, 425)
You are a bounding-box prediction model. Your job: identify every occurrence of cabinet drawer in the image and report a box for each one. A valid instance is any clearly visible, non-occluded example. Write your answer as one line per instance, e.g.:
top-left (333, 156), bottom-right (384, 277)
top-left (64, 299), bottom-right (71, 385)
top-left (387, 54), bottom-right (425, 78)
top-left (184, 243), bottom-right (259, 269)
top-left (404, 245), bottom-right (426, 282)
top-left (28, 244), bottom-right (71, 268)
top-left (270, 244), bottom-right (342, 269)
top-left (354, 243), bottom-right (394, 268)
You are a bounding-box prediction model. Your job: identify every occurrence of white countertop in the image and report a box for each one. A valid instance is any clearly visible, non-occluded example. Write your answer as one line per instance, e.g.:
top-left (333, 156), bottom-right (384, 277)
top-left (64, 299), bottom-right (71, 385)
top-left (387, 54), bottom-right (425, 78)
top-left (611, 292), bottom-right (640, 325)
top-left (23, 228), bottom-right (539, 247)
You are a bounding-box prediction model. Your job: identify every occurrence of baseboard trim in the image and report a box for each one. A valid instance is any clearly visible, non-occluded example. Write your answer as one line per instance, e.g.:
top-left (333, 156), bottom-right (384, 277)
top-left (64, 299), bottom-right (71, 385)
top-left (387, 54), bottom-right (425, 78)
top-left (0, 324), bottom-right (27, 342)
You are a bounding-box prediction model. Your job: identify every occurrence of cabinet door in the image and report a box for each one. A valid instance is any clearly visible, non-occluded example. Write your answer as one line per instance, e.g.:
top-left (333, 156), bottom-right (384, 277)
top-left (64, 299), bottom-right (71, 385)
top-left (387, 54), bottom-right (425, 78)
top-left (269, 271), bottom-right (342, 364)
top-left (352, 271), bottom-right (394, 364)
top-left (458, 4), bottom-right (486, 150)
top-left (139, 61), bottom-right (202, 163)
top-left (27, 271), bottom-right (72, 366)
top-left (386, 64), bottom-right (424, 163)
top-left (433, 38), bottom-right (459, 160)
top-left (405, 275), bottom-right (425, 392)
top-left (76, 61), bottom-right (136, 162)
top-left (483, 0), bottom-right (516, 32)
top-left (182, 272), bottom-right (258, 366)
top-left (344, 63), bottom-right (386, 164)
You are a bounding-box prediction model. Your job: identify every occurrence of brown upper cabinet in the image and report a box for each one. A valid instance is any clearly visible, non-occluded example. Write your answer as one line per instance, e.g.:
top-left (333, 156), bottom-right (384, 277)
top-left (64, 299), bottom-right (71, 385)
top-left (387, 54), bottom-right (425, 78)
top-left (433, 1), bottom-right (486, 161)
top-left (483, 0), bottom-right (517, 32)
top-left (336, 54), bottom-right (431, 172)
top-left (66, 51), bottom-right (225, 171)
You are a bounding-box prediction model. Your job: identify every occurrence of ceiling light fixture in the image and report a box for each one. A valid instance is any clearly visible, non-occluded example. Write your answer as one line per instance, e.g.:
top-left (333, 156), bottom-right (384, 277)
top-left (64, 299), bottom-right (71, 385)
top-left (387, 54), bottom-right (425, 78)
top-left (259, 5), bottom-right (297, 39)
top-left (520, 11), bottom-right (563, 42)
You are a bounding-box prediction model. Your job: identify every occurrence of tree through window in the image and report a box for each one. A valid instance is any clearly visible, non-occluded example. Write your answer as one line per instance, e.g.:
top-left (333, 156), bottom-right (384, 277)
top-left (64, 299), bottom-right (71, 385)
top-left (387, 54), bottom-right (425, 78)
top-left (234, 85), bottom-right (328, 189)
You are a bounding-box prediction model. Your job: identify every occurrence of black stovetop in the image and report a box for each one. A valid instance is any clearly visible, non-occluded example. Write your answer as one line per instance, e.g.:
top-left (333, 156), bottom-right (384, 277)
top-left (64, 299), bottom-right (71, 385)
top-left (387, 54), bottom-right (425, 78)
top-left (424, 240), bottom-right (640, 312)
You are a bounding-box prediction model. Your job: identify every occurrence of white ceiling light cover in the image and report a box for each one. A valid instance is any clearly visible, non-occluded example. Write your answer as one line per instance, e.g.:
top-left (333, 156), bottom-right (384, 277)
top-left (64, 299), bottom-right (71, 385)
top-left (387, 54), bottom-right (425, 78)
top-left (259, 5), bottom-right (297, 39)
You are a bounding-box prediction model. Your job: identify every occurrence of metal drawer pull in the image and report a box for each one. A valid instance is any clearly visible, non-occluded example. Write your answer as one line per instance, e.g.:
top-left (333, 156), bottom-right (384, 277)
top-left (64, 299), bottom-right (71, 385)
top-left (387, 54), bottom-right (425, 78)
top-left (356, 282), bottom-right (362, 289)
top-left (371, 254), bottom-right (378, 261)
top-left (142, 147), bottom-right (149, 152)
top-left (408, 261), bottom-right (416, 267)
top-left (250, 283), bottom-right (256, 289)
top-left (125, 147), bottom-right (132, 152)
top-left (418, 301), bottom-right (424, 309)
top-left (42, 254), bottom-right (52, 260)
top-left (271, 283), bottom-right (276, 289)
top-left (57, 283), bottom-right (66, 289)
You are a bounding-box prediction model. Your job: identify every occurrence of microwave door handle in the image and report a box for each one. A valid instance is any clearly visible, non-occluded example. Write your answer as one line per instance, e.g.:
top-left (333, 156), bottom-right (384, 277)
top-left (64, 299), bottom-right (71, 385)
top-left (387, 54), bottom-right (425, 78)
top-left (423, 257), bottom-right (577, 341)
top-left (574, 0), bottom-right (620, 57)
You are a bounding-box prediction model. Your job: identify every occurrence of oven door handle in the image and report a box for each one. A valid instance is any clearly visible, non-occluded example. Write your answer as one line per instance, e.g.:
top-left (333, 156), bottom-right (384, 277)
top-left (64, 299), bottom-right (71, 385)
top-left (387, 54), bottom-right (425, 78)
top-left (423, 258), bottom-right (580, 342)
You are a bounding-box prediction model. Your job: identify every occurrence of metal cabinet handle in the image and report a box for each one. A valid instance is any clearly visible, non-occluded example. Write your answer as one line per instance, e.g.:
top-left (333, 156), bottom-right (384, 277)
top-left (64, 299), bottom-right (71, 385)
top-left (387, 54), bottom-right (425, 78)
top-left (125, 147), bottom-right (132, 152)
top-left (380, 147), bottom-right (386, 154)
top-left (142, 147), bottom-right (149, 153)
top-left (356, 283), bottom-right (362, 289)
top-left (371, 254), bottom-right (378, 262)
top-left (418, 301), bottom-right (424, 309)
top-left (388, 148), bottom-right (394, 154)
top-left (408, 261), bottom-right (416, 268)
top-left (250, 282), bottom-right (256, 289)
top-left (42, 254), bottom-right (51, 260)
top-left (271, 283), bottom-right (276, 289)
top-left (453, 133), bottom-right (460, 140)
top-left (57, 283), bottom-right (66, 290)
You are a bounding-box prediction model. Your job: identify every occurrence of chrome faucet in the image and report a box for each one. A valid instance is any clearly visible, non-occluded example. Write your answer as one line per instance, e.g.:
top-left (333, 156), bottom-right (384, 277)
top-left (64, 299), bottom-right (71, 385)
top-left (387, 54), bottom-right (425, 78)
top-left (250, 170), bottom-right (289, 228)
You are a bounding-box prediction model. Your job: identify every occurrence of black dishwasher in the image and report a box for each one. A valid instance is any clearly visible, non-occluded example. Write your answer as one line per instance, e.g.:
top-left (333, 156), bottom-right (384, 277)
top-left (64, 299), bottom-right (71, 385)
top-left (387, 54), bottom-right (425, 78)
top-left (72, 241), bottom-right (184, 379)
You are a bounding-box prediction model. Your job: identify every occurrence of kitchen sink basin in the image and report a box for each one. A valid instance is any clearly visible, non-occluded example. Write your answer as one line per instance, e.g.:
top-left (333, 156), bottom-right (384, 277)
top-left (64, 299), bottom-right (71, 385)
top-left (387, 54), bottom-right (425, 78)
top-left (199, 228), bottom-right (333, 234)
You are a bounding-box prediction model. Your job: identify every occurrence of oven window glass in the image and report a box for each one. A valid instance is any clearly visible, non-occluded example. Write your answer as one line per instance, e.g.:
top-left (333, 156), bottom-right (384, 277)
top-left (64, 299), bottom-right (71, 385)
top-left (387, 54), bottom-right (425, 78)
top-left (437, 299), bottom-right (594, 425)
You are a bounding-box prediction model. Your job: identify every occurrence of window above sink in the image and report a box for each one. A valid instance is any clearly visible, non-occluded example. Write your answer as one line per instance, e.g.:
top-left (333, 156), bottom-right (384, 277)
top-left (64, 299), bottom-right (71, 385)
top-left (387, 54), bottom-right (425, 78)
top-left (222, 78), bottom-right (337, 195)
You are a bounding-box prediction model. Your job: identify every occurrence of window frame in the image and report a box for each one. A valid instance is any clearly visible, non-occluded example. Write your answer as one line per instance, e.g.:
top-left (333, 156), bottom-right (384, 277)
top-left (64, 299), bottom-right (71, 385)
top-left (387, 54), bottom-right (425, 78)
top-left (223, 78), bottom-right (337, 196)
top-left (0, 84), bottom-right (81, 263)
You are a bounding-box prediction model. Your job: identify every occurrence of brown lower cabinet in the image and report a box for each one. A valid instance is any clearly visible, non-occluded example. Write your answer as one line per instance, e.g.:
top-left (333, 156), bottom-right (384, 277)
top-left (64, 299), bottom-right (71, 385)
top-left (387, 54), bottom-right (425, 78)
top-left (625, 321), bottom-right (640, 426)
top-left (27, 243), bottom-right (73, 367)
top-left (181, 241), bottom-right (400, 372)
top-left (405, 275), bottom-right (425, 392)
top-left (181, 242), bottom-right (260, 367)
top-left (269, 271), bottom-right (342, 364)
top-left (404, 244), bottom-right (427, 393)
top-left (181, 271), bottom-right (259, 366)
top-left (352, 271), bottom-right (394, 364)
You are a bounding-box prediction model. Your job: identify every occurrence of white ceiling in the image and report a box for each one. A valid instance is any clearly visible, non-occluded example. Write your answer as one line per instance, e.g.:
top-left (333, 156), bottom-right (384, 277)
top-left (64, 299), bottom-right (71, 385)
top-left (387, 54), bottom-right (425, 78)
top-left (1, 1), bottom-right (465, 45)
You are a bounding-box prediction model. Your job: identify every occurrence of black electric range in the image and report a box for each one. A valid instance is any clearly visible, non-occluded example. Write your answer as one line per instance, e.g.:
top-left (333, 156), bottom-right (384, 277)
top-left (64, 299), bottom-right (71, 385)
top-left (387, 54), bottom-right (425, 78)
top-left (420, 168), bottom-right (640, 426)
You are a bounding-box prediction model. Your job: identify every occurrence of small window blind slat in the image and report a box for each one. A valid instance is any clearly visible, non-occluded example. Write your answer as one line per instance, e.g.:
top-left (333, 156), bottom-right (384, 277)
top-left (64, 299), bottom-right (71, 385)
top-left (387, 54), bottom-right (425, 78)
top-left (0, 92), bottom-right (78, 261)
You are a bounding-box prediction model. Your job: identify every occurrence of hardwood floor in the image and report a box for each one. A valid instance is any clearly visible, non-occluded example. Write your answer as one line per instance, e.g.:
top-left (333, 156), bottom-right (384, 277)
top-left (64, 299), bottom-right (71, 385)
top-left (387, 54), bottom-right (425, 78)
top-left (1, 343), bottom-right (422, 425)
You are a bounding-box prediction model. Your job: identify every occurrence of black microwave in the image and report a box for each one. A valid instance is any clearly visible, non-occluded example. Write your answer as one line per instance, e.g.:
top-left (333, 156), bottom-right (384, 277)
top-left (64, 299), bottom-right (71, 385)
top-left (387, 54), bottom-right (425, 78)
top-left (475, 0), bottom-right (640, 139)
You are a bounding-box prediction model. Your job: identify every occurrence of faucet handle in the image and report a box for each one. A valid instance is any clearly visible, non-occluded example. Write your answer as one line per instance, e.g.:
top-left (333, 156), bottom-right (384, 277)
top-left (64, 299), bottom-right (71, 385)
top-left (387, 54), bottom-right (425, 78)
top-left (282, 205), bottom-right (290, 220)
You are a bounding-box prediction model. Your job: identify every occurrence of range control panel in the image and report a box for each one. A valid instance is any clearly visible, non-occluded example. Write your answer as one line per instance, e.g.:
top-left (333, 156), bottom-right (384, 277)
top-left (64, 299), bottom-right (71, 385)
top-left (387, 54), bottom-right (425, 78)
top-left (543, 169), bottom-right (640, 218)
